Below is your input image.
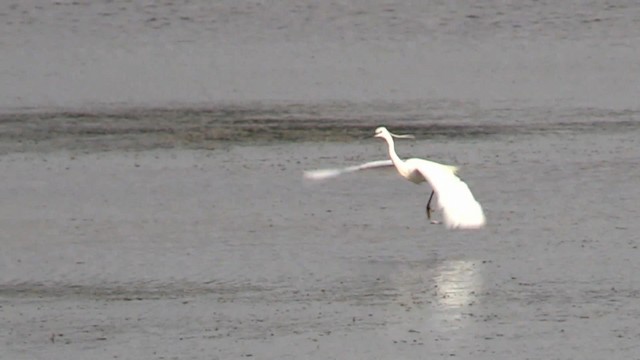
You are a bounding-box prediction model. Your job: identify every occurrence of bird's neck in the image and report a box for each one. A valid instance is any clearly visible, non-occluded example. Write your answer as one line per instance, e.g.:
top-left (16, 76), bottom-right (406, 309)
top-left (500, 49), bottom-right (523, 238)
top-left (385, 136), bottom-right (407, 173)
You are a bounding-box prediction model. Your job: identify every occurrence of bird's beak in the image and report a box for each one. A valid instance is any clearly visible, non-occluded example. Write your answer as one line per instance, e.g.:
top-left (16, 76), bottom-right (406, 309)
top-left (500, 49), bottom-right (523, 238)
top-left (389, 132), bottom-right (415, 139)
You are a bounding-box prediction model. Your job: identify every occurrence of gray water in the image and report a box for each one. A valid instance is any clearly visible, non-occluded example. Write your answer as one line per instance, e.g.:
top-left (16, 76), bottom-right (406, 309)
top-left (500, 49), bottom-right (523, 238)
top-left (2, 0), bottom-right (640, 110)
top-left (1, 1), bottom-right (640, 359)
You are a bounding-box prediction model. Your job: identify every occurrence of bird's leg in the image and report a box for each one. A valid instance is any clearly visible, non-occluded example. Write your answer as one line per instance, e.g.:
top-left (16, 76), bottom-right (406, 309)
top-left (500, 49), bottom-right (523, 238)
top-left (426, 191), bottom-right (435, 220)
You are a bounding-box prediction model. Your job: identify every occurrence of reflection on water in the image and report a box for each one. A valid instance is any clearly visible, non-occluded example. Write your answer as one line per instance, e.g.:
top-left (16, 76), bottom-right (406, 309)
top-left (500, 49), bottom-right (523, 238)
top-left (434, 260), bottom-right (483, 309)
top-left (388, 258), bottom-right (483, 329)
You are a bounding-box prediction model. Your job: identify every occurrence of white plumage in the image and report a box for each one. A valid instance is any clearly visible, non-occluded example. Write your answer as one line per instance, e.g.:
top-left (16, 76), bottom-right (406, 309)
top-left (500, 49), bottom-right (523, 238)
top-left (304, 127), bottom-right (486, 230)
top-left (304, 159), bottom-right (393, 180)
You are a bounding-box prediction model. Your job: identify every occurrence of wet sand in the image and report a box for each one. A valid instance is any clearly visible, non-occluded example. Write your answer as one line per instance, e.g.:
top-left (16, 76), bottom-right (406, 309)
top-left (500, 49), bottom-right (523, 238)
top-left (2, 103), bottom-right (638, 156)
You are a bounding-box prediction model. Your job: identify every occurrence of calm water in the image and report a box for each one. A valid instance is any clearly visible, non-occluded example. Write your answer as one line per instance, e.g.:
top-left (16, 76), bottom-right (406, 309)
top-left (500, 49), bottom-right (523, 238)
top-left (2, 0), bottom-right (639, 110)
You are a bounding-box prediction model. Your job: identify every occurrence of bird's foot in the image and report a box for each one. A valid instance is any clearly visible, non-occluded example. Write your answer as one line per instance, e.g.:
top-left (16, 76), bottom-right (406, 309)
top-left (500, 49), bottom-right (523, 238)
top-left (430, 220), bottom-right (442, 225)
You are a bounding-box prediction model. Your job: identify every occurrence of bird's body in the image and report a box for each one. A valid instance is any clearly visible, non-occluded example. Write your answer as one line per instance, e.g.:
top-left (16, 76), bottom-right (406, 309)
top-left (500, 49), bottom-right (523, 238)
top-left (401, 158), bottom-right (485, 229)
top-left (304, 127), bottom-right (486, 230)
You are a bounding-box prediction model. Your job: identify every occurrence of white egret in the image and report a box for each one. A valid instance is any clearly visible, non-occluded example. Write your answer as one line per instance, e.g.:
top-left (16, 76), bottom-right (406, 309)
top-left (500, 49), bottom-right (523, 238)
top-left (304, 127), bottom-right (486, 229)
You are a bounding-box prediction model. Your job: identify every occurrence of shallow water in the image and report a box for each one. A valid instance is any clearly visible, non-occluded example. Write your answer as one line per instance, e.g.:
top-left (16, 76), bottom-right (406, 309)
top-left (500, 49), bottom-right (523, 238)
top-left (2, 121), bottom-right (639, 359)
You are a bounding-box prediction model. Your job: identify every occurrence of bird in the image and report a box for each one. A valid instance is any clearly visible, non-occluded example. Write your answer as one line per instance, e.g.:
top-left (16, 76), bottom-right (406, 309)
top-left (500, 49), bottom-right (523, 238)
top-left (304, 127), bottom-right (486, 229)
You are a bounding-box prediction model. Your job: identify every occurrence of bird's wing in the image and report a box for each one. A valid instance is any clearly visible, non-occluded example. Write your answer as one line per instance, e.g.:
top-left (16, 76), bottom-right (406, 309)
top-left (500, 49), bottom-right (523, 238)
top-left (412, 159), bottom-right (486, 229)
top-left (304, 160), bottom-right (394, 180)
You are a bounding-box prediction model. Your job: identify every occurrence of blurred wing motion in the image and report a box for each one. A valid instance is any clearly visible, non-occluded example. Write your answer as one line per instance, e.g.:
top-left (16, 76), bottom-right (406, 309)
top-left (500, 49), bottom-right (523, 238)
top-left (411, 159), bottom-right (485, 229)
top-left (304, 160), bottom-right (393, 180)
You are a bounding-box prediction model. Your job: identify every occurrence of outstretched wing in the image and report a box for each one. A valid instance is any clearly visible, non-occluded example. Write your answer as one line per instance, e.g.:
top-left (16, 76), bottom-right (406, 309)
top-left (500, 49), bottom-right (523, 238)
top-left (304, 160), bottom-right (394, 180)
top-left (411, 159), bottom-right (486, 229)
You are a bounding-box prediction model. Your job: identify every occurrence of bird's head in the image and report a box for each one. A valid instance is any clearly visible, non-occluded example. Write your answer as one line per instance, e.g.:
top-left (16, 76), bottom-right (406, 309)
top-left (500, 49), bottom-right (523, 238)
top-left (374, 127), bottom-right (415, 140)
top-left (374, 127), bottom-right (388, 138)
